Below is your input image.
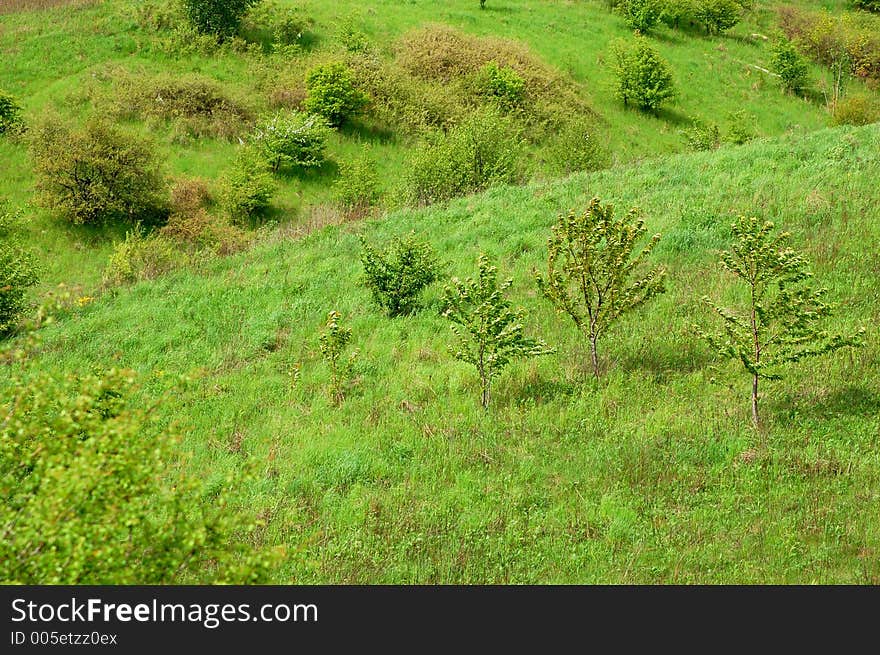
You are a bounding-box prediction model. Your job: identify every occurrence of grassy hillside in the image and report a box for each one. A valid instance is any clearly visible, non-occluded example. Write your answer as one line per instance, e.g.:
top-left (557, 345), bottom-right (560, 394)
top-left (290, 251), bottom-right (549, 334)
top-left (7, 123), bottom-right (879, 583)
top-left (2, 0), bottom-right (877, 293)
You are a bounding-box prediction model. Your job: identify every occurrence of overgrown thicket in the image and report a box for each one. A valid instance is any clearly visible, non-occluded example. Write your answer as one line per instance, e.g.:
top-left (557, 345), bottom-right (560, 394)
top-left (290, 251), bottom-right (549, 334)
top-left (0, 206), bottom-right (38, 335)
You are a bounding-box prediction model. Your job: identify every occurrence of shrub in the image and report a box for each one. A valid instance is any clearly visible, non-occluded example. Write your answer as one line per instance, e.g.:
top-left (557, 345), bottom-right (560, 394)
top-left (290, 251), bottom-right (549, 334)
top-left (360, 232), bottom-right (439, 317)
top-left (181, 0), bottom-right (261, 38)
top-left (170, 176), bottom-right (212, 216)
top-left (726, 109), bottom-right (757, 144)
top-left (30, 117), bottom-right (169, 226)
top-left (659, 0), bottom-right (696, 29)
top-left (304, 63), bottom-right (369, 127)
top-left (218, 148), bottom-right (276, 225)
top-left (619, 0), bottom-right (662, 32)
top-left (403, 109), bottom-right (525, 205)
top-left (693, 0), bottom-right (741, 34)
top-left (613, 37), bottom-right (676, 113)
top-left (770, 39), bottom-right (811, 94)
top-left (0, 206), bottom-right (38, 335)
top-left (334, 152), bottom-right (381, 216)
top-left (831, 94), bottom-right (880, 125)
top-left (682, 118), bottom-right (721, 150)
top-left (536, 197), bottom-right (666, 379)
top-left (0, 90), bottom-right (23, 135)
top-left (543, 122), bottom-right (611, 175)
top-left (474, 62), bottom-right (526, 111)
top-left (242, 0), bottom-right (310, 51)
top-left (0, 368), bottom-right (277, 583)
top-left (160, 208), bottom-right (250, 256)
top-left (319, 311), bottom-right (359, 405)
top-left (852, 0), bottom-right (880, 13)
top-left (442, 254), bottom-right (553, 409)
top-left (251, 111), bottom-right (330, 173)
top-left (102, 227), bottom-right (186, 286)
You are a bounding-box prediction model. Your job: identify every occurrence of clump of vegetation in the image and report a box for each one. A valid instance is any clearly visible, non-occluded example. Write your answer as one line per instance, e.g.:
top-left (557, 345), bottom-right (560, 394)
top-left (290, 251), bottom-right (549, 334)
top-left (473, 62), bottom-right (526, 111)
top-left (543, 122), bottom-right (611, 175)
top-left (304, 62), bottom-right (369, 127)
top-left (852, 0), bottom-right (880, 12)
top-left (682, 118), bottom-right (722, 151)
top-left (218, 148), bottom-right (276, 225)
top-left (442, 254), bottom-right (553, 409)
top-left (242, 0), bottom-right (311, 52)
top-left (536, 198), bottom-right (666, 379)
top-left (360, 232), bottom-right (439, 317)
top-left (831, 94), bottom-right (880, 125)
top-left (251, 111), bottom-right (330, 173)
top-left (770, 38), bottom-right (811, 95)
top-left (102, 227), bottom-right (185, 287)
top-left (162, 178), bottom-right (249, 256)
top-left (613, 37), bottom-right (676, 113)
top-left (334, 151), bottom-right (381, 217)
top-left (697, 216), bottom-right (863, 427)
top-left (30, 117), bottom-right (169, 226)
top-left (403, 110), bottom-right (524, 205)
top-left (181, 0), bottom-right (261, 38)
top-left (0, 205), bottom-right (38, 335)
top-left (619, 0), bottom-right (662, 32)
top-left (0, 90), bottom-right (23, 135)
top-left (0, 368), bottom-right (276, 583)
top-left (319, 311), bottom-right (359, 405)
top-left (693, 0), bottom-right (742, 34)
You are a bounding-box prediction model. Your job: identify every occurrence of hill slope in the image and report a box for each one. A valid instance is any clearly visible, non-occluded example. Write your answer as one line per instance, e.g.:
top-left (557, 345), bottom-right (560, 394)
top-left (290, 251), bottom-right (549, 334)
top-left (6, 124), bottom-right (880, 583)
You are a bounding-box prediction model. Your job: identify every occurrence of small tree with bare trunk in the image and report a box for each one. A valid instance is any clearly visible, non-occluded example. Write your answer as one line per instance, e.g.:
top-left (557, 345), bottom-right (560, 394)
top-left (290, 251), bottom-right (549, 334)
top-left (697, 216), bottom-right (863, 428)
top-left (536, 197), bottom-right (665, 379)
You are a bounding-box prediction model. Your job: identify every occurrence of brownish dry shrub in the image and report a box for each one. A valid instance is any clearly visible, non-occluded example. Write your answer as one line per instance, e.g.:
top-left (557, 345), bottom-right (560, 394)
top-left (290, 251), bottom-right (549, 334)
top-left (170, 177), bottom-right (213, 215)
top-left (160, 208), bottom-right (250, 256)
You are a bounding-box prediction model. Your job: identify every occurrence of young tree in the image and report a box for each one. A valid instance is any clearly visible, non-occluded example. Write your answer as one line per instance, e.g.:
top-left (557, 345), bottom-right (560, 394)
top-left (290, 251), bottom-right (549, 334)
top-left (536, 197), bottom-right (665, 379)
top-left (613, 37), bottom-right (676, 113)
top-left (304, 63), bottom-right (369, 127)
top-left (620, 0), bottom-right (662, 33)
top-left (442, 255), bottom-right (553, 409)
top-left (770, 39), bottom-right (810, 95)
top-left (697, 216), bottom-right (863, 427)
top-left (360, 232), bottom-right (439, 317)
top-left (319, 311), bottom-right (359, 405)
top-left (693, 0), bottom-right (741, 34)
top-left (181, 0), bottom-right (261, 38)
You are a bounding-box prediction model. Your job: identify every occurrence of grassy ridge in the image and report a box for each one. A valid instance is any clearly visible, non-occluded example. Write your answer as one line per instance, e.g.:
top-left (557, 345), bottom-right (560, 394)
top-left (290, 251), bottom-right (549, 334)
top-left (8, 123), bottom-right (879, 583)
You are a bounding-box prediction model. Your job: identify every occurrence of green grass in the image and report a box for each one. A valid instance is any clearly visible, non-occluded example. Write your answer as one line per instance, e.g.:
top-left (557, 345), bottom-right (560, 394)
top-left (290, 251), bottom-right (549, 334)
top-left (7, 123), bottom-right (879, 583)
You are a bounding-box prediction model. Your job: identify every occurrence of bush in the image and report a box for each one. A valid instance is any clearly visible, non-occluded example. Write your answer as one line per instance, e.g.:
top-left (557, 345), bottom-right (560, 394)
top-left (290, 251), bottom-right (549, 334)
top-left (242, 0), bottom-right (311, 51)
top-left (181, 0), bottom-right (261, 38)
top-left (403, 109), bottom-right (525, 205)
top-left (170, 176), bottom-right (213, 216)
top-left (852, 0), bottom-right (880, 12)
top-left (334, 151), bottom-right (381, 216)
top-left (360, 232), bottom-right (439, 317)
top-left (543, 122), bottom-right (611, 175)
top-left (251, 111), bottom-right (330, 173)
top-left (682, 119), bottom-right (721, 150)
top-left (831, 94), bottom-right (880, 125)
top-left (219, 148), bottom-right (276, 225)
top-left (693, 0), bottom-right (741, 34)
top-left (30, 117), bottom-right (169, 226)
top-left (619, 0), bottom-right (662, 32)
top-left (770, 39), bottom-right (811, 94)
top-left (659, 0), bottom-right (696, 29)
top-left (0, 368), bottom-right (277, 583)
top-left (102, 227), bottom-right (186, 286)
top-left (474, 62), bottom-right (526, 111)
top-left (304, 63), bottom-right (369, 127)
top-left (319, 311), bottom-right (359, 405)
top-left (160, 209), bottom-right (250, 256)
top-left (613, 37), bottom-right (676, 113)
top-left (0, 90), bottom-right (23, 135)
top-left (0, 206), bottom-right (38, 335)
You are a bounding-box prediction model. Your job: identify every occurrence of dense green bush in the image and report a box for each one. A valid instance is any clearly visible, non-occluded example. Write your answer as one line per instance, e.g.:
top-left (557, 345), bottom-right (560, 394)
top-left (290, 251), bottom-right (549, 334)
top-left (0, 90), bottom-right (23, 135)
top-left (543, 122), bottom-right (611, 175)
top-left (304, 63), bottom-right (369, 127)
top-left (403, 110), bottom-right (525, 205)
top-left (0, 368), bottom-right (276, 583)
top-left (360, 232), bottom-right (439, 317)
top-left (181, 0), bottom-right (261, 38)
top-left (0, 206), bottom-right (38, 335)
top-left (474, 62), bottom-right (526, 111)
top-left (613, 37), bottom-right (676, 113)
top-left (251, 111), bottom-right (330, 173)
top-left (30, 117), bottom-right (169, 226)
top-left (659, 0), bottom-right (696, 29)
top-left (770, 39), bottom-right (811, 94)
top-left (693, 0), bottom-right (741, 34)
top-left (334, 151), bottom-right (381, 215)
top-left (219, 148), bottom-right (276, 224)
top-left (619, 0), bottom-right (662, 32)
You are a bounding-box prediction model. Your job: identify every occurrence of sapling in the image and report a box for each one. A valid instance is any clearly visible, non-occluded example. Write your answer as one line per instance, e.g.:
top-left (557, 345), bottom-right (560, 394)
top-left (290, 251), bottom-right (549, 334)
top-left (697, 216), bottom-right (863, 427)
top-left (536, 197), bottom-right (665, 379)
top-left (319, 311), bottom-right (359, 404)
top-left (442, 254), bottom-right (553, 409)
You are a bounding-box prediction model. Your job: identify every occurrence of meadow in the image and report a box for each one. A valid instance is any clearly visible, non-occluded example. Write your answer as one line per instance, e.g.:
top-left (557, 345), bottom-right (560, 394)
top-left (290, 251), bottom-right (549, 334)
top-left (1, 0), bottom-right (879, 583)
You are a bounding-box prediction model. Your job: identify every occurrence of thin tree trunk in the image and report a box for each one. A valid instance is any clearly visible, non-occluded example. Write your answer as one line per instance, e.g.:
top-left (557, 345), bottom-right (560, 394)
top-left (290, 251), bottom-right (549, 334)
top-left (751, 373), bottom-right (759, 428)
top-left (481, 377), bottom-right (490, 410)
top-left (589, 331), bottom-right (600, 380)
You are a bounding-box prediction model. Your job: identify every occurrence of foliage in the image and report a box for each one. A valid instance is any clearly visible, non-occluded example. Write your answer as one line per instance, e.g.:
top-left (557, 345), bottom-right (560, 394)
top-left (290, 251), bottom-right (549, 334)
top-left (334, 151), bottom-right (381, 215)
top-left (403, 109), bottom-right (524, 205)
top-left (0, 206), bottom-right (38, 335)
top-left (251, 111), bottom-right (330, 173)
top-left (218, 147), bottom-right (276, 225)
top-left (536, 198), bottom-right (665, 378)
top-left (442, 255), bottom-right (553, 409)
top-left (726, 109), bottom-right (757, 145)
top-left (30, 117), bottom-right (169, 226)
top-left (181, 0), bottom-right (261, 38)
top-left (160, 209), bottom-right (250, 256)
top-left (682, 118), bottom-right (721, 151)
top-left (243, 0), bottom-right (310, 51)
top-left (0, 368), bottom-right (276, 583)
top-left (770, 39), bottom-right (811, 94)
top-left (474, 62), bottom-right (526, 111)
top-left (543, 122), bottom-right (611, 175)
top-left (102, 227), bottom-right (186, 287)
top-left (693, 0), bottom-right (741, 35)
top-left (319, 311), bottom-right (359, 405)
top-left (831, 94), bottom-right (880, 125)
top-left (613, 37), bottom-right (676, 113)
top-left (304, 63), bottom-right (369, 127)
top-left (619, 0), bottom-right (662, 32)
top-left (359, 232), bottom-right (439, 317)
top-left (697, 216), bottom-right (863, 427)
top-left (659, 0), bottom-right (696, 29)
top-left (0, 90), bottom-right (23, 135)
top-left (852, 0), bottom-right (880, 12)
